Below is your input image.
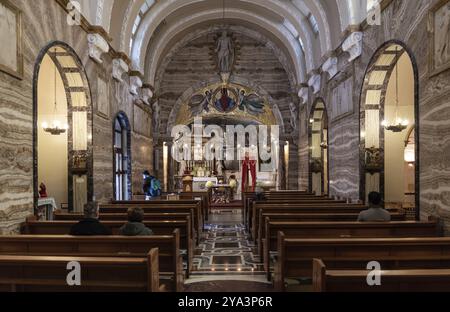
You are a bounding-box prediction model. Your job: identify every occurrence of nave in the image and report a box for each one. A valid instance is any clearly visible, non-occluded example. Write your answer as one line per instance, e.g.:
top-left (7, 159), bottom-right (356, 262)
top-left (1, 0), bottom-right (450, 295)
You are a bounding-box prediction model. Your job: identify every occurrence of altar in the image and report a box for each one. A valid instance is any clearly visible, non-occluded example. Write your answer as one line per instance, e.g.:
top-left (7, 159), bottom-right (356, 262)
top-left (36, 197), bottom-right (57, 221)
top-left (193, 177), bottom-right (218, 192)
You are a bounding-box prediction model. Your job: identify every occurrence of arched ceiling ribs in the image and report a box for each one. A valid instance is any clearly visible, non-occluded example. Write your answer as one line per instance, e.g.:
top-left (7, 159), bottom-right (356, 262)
top-left (142, 9), bottom-right (307, 86)
top-left (150, 24), bottom-right (300, 91)
top-left (80, 0), bottom-right (363, 78)
top-left (131, 0), bottom-right (314, 76)
top-left (303, 0), bottom-right (332, 53)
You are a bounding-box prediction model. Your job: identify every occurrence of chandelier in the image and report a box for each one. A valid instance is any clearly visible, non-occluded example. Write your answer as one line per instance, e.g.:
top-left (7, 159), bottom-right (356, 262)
top-left (381, 46), bottom-right (409, 133)
top-left (42, 48), bottom-right (68, 136)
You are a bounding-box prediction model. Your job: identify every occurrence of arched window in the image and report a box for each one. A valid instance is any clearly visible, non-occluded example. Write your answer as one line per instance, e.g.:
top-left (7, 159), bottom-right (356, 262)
top-left (114, 113), bottom-right (131, 200)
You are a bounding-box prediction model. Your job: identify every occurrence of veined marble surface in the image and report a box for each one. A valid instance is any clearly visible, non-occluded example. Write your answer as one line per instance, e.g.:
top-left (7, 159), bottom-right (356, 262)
top-left (0, 0), bottom-right (153, 232)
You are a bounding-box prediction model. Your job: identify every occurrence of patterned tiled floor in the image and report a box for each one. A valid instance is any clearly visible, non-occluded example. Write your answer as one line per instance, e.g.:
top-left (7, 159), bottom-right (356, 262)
top-left (191, 209), bottom-right (265, 275)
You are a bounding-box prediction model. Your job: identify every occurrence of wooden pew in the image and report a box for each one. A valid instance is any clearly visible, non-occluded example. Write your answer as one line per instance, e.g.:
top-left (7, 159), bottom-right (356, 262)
top-left (242, 191), bottom-right (326, 228)
top-left (100, 201), bottom-right (202, 237)
top-left (0, 231), bottom-right (182, 291)
top-left (264, 219), bottom-right (441, 278)
top-left (55, 212), bottom-right (191, 222)
top-left (242, 191), bottom-right (311, 227)
top-left (312, 259), bottom-right (450, 292)
top-left (129, 192), bottom-right (211, 223)
top-left (0, 249), bottom-right (163, 292)
top-left (257, 212), bottom-right (407, 248)
top-left (22, 218), bottom-right (194, 277)
top-left (274, 234), bottom-right (450, 292)
top-left (53, 211), bottom-right (197, 245)
top-left (251, 202), bottom-right (373, 241)
top-left (178, 191), bottom-right (211, 222)
top-left (248, 198), bottom-right (348, 232)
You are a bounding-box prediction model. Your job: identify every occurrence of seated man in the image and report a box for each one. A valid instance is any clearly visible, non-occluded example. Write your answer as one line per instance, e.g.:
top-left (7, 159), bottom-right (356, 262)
top-left (119, 207), bottom-right (154, 236)
top-left (357, 191), bottom-right (391, 222)
top-left (70, 202), bottom-right (112, 235)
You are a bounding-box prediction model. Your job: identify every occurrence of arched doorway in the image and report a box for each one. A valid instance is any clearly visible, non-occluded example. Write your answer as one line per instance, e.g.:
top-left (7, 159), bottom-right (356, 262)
top-left (113, 112), bottom-right (132, 200)
top-left (359, 41), bottom-right (419, 219)
top-left (33, 42), bottom-right (93, 213)
top-left (309, 99), bottom-right (329, 196)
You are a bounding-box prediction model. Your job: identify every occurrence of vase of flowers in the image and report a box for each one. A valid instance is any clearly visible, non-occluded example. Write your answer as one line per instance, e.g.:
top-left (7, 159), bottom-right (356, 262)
top-left (229, 175), bottom-right (238, 200)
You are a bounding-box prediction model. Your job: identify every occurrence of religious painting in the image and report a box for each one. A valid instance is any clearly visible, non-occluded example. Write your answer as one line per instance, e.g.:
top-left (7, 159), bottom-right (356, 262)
top-left (189, 91), bottom-right (212, 117)
top-left (96, 77), bottom-right (109, 119)
top-left (213, 87), bottom-right (238, 113)
top-left (238, 90), bottom-right (265, 116)
top-left (180, 82), bottom-right (275, 127)
top-left (0, 0), bottom-right (23, 79)
top-left (429, 0), bottom-right (450, 77)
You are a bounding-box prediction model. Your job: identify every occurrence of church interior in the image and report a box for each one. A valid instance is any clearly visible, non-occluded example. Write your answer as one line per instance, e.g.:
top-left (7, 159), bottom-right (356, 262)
top-left (0, 0), bottom-right (450, 293)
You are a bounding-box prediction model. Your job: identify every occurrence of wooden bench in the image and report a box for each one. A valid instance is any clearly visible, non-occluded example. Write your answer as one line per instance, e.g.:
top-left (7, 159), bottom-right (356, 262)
top-left (55, 212), bottom-right (191, 222)
top-left (242, 191), bottom-right (315, 227)
top-left (178, 191), bottom-right (211, 222)
top-left (100, 202), bottom-right (202, 237)
top-left (248, 198), bottom-right (348, 231)
top-left (22, 218), bottom-right (194, 277)
top-left (251, 203), bottom-right (373, 241)
top-left (242, 191), bottom-right (335, 221)
top-left (0, 231), bottom-right (183, 291)
top-left (0, 249), bottom-right (163, 292)
top-left (242, 191), bottom-right (328, 228)
top-left (257, 212), bottom-right (407, 249)
top-left (264, 219), bottom-right (441, 279)
top-left (312, 259), bottom-right (450, 292)
top-left (274, 234), bottom-right (450, 291)
top-left (53, 211), bottom-right (197, 244)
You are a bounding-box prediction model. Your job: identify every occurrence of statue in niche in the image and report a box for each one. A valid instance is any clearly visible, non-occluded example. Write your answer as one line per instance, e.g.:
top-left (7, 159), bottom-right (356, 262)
top-left (289, 102), bottom-right (298, 131)
top-left (215, 31), bottom-right (234, 73)
top-left (238, 90), bottom-right (265, 116)
top-left (189, 90), bottom-right (212, 117)
top-left (152, 101), bottom-right (160, 134)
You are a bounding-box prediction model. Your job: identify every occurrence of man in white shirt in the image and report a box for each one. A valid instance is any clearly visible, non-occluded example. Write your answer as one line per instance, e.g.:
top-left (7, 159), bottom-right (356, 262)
top-left (357, 192), bottom-right (391, 222)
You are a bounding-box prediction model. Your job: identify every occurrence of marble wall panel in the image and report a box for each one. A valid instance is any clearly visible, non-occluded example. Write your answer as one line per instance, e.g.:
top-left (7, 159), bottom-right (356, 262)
top-left (0, 0), bottom-right (153, 233)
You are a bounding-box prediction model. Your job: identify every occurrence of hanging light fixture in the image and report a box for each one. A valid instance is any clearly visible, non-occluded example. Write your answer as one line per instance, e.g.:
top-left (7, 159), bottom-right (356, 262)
top-left (42, 48), bottom-right (68, 135)
top-left (381, 46), bottom-right (409, 133)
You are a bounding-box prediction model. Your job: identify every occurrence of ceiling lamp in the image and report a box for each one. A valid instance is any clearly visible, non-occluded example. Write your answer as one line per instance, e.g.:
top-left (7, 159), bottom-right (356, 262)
top-left (381, 46), bottom-right (409, 133)
top-left (42, 48), bottom-right (68, 136)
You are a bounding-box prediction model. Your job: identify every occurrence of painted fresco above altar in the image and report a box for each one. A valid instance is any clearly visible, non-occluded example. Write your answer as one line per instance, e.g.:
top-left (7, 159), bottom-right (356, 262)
top-left (176, 82), bottom-right (277, 126)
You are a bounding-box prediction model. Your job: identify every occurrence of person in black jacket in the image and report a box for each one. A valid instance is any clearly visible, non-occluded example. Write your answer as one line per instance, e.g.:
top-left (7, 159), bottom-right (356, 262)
top-left (69, 202), bottom-right (112, 236)
top-left (119, 207), bottom-right (153, 236)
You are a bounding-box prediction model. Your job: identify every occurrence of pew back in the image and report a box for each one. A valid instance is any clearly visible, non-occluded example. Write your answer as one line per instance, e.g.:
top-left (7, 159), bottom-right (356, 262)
top-left (265, 219), bottom-right (441, 279)
top-left (22, 219), bottom-right (194, 277)
top-left (0, 231), bottom-right (182, 291)
top-left (274, 234), bottom-right (450, 291)
top-left (0, 249), bottom-right (161, 292)
top-left (312, 259), bottom-right (450, 292)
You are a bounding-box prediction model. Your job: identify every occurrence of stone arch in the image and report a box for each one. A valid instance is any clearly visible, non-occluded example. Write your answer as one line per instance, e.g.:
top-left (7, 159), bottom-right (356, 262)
top-left (33, 41), bottom-right (94, 213)
top-left (359, 40), bottom-right (420, 219)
